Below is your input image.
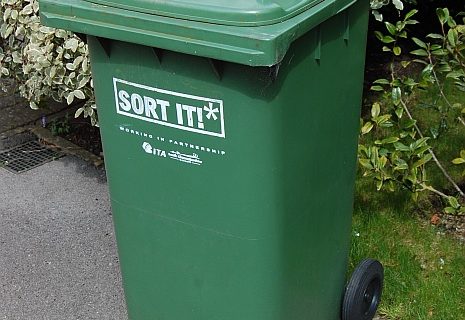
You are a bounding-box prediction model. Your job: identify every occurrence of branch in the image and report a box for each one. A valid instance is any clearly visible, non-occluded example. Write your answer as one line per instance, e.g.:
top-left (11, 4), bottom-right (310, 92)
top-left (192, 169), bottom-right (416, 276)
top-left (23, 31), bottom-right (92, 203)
top-left (420, 183), bottom-right (451, 199)
top-left (400, 99), bottom-right (465, 198)
top-left (428, 55), bottom-right (454, 110)
top-left (427, 55), bottom-right (465, 128)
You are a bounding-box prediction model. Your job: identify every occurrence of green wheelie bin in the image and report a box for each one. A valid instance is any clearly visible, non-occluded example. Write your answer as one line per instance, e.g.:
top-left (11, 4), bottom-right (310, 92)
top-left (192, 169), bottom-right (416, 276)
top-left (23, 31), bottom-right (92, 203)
top-left (40, 0), bottom-right (384, 319)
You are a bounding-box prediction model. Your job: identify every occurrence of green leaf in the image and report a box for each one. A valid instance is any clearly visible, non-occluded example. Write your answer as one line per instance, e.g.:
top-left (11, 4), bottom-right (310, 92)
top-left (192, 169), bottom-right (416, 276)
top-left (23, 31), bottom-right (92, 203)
top-left (411, 137), bottom-right (429, 150)
top-left (460, 150), bottom-right (465, 159)
top-left (444, 207), bottom-right (456, 214)
top-left (447, 16), bottom-right (457, 28)
top-left (393, 46), bottom-right (402, 56)
top-left (394, 142), bottom-right (411, 152)
top-left (379, 148), bottom-right (389, 157)
top-left (437, 8), bottom-right (449, 25)
top-left (403, 78), bottom-right (417, 87)
top-left (381, 36), bottom-right (396, 44)
top-left (66, 92), bottom-right (75, 105)
top-left (412, 37), bottom-right (427, 49)
top-left (65, 63), bottom-right (75, 71)
top-left (75, 107), bottom-right (85, 118)
top-left (374, 114), bottom-right (392, 127)
top-left (385, 22), bottom-right (397, 36)
top-left (431, 49), bottom-right (448, 56)
top-left (429, 126), bottom-right (440, 139)
top-left (405, 20), bottom-right (419, 26)
top-left (30, 101), bottom-right (38, 110)
top-left (405, 9), bottom-right (418, 20)
top-left (447, 29), bottom-right (458, 47)
top-left (382, 46), bottom-right (392, 52)
top-left (373, 10), bottom-right (383, 22)
top-left (413, 154), bottom-right (432, 168)
top-left (421, 64), bottom-right (434, 77)
top-left (411, 49), bottom-right (428, 56)
top-left (436, 63), bottom-right (452, 72)
top-left (396, 21), bottom-right (406, 31)
top-left (73, 89), bottom-right (85, 99)
top-left (392, 0), bottom-right (403, 11)
top-left (379, 137), bottom-right (400, 145)
top-left (394, 159), bottom-right (409, 170)
top-left (392, 87), bottom-right (402, 105)
top-left (379, 122), bottom-right (394, 128)
top-left (395, 107), bottom-right (403, 119)
top-left (446, 71), bottom-right (464, 80)
top-left (448, 196), bottom-right (460, 209)
top-left (386, 181), bottom-right (395, 192)
top-left (412, 59), bottom-right (428, 65)
top-left (379, 156), bottom-right (388, 168)
top-left (398, 31), bottom-right (408, 38)
top-left (452, 158), bottom-right (465, 164)
top-left (359, 158), bottom-right (373, 170)
top-left (415, 145), bottom-right (430, 156)
top-left (400, 61), bottom-right (410, 68)
top-left (370, 147), bottom-right (380, 165)
top-left (371, 103), bottom-right (381, 118)
top-left (371, 85), bottom-right (384, 92)
top-left (427, 33), bottom-right (444, 39)
top-left (373, 79), bottom-right (390, 85)
top-left (64, 38), bottom-right (79, 52)
top-left (361, 122), bottom-right (374, 135)
top-left (374, 31), bottom-right (384, 41)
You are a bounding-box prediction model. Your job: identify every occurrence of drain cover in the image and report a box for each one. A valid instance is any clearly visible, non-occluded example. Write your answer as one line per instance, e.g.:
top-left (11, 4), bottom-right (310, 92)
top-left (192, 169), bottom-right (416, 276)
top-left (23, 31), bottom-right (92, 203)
top-left (0, 140), bottom-right (63, 174)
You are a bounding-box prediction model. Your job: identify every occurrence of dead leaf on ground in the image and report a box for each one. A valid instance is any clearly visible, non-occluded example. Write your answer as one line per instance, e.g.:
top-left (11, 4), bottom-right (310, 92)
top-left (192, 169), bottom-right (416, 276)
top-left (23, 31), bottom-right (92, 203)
top-left (431, 214), bottom-right (441, 225)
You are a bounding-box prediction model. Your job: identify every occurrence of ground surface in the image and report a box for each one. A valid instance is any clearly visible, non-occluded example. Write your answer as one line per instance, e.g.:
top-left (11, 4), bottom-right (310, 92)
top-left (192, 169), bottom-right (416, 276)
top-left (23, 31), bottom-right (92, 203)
top-left (0, 156), bottom-right (127, 320)
top-left (434, 213), bottom-right (465, 243)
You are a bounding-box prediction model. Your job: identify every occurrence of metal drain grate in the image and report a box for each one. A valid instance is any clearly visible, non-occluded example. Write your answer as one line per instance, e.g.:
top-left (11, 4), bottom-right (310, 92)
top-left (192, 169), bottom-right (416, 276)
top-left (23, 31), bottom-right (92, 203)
top-left (0, 140), bottom-right (63, 174)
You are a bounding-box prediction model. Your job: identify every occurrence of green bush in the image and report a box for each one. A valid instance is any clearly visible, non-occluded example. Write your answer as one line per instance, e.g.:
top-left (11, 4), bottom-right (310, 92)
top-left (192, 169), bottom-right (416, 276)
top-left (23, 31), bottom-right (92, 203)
top-left (0, 0), bottom-right (96, 124)
top-left (359, 8), bottom-right (465, 214)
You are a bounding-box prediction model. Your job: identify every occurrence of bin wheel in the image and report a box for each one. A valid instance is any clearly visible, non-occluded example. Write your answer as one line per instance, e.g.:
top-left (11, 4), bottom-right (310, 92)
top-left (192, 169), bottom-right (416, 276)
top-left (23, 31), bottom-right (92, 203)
top-left (342, 259), bottom-right (384, 320)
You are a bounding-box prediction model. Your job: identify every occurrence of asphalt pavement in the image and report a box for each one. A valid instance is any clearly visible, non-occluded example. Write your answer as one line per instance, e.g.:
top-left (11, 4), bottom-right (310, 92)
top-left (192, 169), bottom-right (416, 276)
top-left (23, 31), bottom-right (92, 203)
top-left (0, 156), bottom-right (128, 320)
top-left (0, 77), bottom-right (127, 319)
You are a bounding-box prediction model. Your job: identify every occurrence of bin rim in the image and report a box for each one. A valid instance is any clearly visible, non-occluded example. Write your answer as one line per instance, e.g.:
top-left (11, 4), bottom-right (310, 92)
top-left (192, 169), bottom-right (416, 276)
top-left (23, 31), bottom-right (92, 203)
top-left (82, 0), bottom-right (325, 27)
top-left (39, 0), bottom-right (357, 66)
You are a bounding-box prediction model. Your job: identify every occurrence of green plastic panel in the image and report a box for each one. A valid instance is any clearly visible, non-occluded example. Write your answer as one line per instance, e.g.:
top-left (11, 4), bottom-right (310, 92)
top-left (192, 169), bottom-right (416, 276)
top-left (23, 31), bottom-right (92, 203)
top-left (39, 0), bottom-right (357, 66)
top-left (84, 0), bottom-right (323, 26)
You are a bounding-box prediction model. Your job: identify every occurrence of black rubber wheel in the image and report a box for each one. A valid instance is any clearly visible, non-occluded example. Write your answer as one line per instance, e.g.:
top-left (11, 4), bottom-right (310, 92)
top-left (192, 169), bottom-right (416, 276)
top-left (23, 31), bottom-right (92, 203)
top-left (342, 259), bottom-right (384, 320)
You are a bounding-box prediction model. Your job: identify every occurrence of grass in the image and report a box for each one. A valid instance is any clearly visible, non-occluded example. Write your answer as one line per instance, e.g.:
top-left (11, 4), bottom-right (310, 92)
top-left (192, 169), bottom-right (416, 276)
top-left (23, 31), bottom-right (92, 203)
top-left (350, 180), bottom-right (465, 319)
top-left (351, 80), bottom-right (465, 319)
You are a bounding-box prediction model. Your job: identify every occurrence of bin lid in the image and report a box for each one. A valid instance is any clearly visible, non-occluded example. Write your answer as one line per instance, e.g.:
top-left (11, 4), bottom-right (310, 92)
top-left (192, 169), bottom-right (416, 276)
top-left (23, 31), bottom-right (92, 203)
top-left (83, 0), bottom-right (323, 26)
top-left (40, 0), bottom-right (360, 66)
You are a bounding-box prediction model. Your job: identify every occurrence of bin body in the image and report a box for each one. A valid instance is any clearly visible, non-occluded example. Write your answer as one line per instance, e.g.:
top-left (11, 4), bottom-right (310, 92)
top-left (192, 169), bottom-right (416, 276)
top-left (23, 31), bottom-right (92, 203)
top-left (41, 0), bottom-right (369, 319)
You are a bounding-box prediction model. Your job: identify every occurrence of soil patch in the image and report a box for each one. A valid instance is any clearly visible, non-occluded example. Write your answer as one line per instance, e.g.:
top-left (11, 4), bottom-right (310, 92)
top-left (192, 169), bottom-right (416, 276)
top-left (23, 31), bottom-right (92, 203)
top-left (47, 113), bottom-right (103, 157)
top-left (431, 213), bottom-right (465, 243)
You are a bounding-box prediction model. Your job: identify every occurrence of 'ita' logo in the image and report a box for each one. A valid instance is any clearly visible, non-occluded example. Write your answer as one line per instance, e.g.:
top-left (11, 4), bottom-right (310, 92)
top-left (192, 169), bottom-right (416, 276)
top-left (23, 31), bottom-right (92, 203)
top-left (142, 142), bottom-right (166, 157)
top-left (114, 78), bottom-right (225, 138)
top-left (142, 141), bottom-right (203, 166)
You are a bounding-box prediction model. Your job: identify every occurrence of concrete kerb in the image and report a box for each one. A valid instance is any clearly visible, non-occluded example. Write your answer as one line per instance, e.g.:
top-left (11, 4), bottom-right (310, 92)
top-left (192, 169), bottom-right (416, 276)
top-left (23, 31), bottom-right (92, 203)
top-left (31, 126), bottom-right (104, 167)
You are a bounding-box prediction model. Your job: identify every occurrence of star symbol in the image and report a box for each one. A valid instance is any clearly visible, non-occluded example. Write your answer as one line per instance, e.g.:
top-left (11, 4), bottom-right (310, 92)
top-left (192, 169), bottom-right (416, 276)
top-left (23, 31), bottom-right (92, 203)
top-left (204, 102), bottom-right (219, 121)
